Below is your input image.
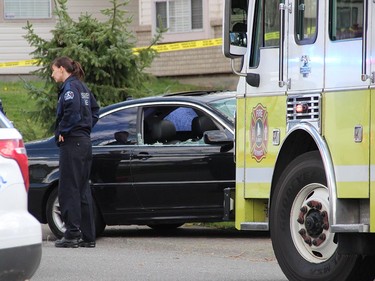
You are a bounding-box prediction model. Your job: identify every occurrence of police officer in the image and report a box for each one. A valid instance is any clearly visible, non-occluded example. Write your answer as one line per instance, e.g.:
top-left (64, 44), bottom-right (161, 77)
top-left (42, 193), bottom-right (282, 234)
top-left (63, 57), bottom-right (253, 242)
top-left (51, 56), bottom-right (99, 248)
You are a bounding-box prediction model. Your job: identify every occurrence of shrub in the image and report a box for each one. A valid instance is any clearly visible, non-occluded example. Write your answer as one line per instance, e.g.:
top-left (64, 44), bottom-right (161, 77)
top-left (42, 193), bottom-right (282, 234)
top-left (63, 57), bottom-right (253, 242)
top-left (23, 0), bottom-right (164, 133)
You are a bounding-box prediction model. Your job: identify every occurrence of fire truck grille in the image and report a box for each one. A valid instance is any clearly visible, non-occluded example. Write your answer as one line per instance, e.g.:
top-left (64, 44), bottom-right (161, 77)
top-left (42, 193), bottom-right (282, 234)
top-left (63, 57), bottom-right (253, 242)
top-left (287, 94), bottom-right (321, 132)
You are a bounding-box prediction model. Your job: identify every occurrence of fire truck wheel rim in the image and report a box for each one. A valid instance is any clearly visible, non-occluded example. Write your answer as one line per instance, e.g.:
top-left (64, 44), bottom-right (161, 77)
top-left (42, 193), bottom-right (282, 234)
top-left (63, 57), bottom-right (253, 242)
top-left (290, 183), bottom-right (337, 264)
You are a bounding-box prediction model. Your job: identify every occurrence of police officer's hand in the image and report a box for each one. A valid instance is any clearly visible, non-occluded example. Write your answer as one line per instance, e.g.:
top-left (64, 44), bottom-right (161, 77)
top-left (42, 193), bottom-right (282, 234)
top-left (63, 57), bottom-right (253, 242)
top-left (59, 135), bottom-right (64, 142)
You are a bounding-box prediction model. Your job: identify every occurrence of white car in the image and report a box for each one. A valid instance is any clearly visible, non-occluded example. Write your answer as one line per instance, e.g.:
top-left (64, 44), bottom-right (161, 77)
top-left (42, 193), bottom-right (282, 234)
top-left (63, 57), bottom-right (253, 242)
top-left (0, 112), bottom-right (42, 280)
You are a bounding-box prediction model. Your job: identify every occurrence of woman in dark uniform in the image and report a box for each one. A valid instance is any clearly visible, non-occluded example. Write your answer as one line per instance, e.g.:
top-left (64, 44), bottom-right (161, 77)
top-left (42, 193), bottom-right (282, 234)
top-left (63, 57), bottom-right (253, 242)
top-left (51, 56), bottom-right (99, 248)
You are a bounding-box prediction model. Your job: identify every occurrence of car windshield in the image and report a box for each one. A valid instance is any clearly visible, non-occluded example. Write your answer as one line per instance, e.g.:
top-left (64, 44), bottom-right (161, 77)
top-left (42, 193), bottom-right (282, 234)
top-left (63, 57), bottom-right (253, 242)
top-left (208, 97), bottom-right (236, 123)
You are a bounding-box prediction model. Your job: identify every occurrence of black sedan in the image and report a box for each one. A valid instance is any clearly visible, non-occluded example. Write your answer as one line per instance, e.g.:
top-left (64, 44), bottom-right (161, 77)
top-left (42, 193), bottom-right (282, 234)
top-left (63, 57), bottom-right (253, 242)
top-left (26, 90), bottom-right (236, 238)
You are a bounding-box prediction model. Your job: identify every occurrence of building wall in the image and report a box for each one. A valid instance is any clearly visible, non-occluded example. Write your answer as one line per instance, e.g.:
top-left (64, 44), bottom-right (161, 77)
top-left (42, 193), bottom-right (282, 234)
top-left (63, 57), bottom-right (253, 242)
top-left (136, 0), bottom-right (233, 82)
top-left (0, 0), bottom-right (114, 75)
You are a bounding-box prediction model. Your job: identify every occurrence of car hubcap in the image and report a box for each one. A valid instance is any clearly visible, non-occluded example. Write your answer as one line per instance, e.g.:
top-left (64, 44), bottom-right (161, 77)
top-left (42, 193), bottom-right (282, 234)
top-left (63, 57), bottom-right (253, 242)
top-left (53, 197), bottom-right (66, 234)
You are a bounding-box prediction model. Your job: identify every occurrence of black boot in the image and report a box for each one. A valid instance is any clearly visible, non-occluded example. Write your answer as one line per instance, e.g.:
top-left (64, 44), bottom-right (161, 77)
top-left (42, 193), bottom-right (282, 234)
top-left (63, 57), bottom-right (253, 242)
top-left (55, 237), bottom-right (79, 248)
top-left (79, 239), bottom-right (96, 248)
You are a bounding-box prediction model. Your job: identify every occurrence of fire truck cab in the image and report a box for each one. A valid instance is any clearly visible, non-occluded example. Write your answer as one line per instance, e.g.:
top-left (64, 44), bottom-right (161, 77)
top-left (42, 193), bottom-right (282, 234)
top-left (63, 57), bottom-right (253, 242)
top-left (223, 0), bottom-right (375, 280)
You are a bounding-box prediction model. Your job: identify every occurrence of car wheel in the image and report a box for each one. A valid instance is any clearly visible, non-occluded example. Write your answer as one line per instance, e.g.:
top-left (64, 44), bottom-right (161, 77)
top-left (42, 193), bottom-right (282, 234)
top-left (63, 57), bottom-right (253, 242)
top-left (46, 188), bottom-right (65, 239)
top-left (94, 202), bottom-right (106, 237)
top-left (46, 188), bottom-right (106, 239)
top-left (147, 223), bottom-right (184, 230)
top-left (270, 151), bottom-right (363, 281)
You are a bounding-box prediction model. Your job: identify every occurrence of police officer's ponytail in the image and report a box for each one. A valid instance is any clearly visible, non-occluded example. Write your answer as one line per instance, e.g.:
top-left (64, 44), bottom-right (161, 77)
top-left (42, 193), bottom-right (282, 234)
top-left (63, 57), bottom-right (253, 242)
top-left (52, 56), bottom-right (85, 80)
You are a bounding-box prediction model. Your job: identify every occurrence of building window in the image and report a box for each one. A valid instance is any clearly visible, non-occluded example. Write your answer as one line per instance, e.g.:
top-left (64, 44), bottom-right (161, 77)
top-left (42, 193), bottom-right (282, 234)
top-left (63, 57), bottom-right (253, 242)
top-left (4, 0), bottom-right (52, 19)
top-left (155, 0), bottom-right (203, 33)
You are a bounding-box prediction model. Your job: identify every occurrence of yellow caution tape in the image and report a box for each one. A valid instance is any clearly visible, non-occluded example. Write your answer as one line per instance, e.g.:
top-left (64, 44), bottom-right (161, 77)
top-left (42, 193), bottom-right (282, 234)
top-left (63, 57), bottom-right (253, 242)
top-left (0, 59), bottom-right (39, 68)
top-left (133, 38), bottom-right (223, 53)
top-left (0, 38), bottom-right (223, 68)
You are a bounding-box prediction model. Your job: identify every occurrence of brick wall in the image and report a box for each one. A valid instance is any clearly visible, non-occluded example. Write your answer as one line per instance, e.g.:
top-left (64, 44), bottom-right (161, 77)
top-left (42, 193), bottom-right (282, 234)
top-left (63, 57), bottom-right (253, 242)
top-left (135, 19), bottom-right (233, 79)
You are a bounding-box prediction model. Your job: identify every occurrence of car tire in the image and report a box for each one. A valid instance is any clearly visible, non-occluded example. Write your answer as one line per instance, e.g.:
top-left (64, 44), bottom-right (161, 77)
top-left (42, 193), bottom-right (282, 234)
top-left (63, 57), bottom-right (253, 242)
top-left (46, 187), bottom-right (106, 239)
top-left (270, 151), bottom-right (365, 281)
top-left (94, 201), bottom-right (106, 237)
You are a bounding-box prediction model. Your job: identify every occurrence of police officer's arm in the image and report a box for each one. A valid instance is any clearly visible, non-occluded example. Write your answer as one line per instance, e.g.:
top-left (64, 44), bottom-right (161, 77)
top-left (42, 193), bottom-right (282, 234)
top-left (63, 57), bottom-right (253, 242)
top-left (91, 94), bottom-right (100, 127)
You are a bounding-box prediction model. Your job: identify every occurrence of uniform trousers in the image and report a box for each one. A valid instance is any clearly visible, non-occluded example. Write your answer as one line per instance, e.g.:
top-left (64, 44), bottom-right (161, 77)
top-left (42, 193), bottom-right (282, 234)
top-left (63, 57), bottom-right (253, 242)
top-left (58, 136), bottom-right (95, 242)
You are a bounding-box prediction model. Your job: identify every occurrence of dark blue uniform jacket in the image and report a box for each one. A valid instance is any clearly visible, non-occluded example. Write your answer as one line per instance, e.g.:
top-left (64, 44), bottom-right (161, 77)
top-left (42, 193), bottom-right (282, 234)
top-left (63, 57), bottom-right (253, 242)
top-left (55, 76), bottom-right (99, 142)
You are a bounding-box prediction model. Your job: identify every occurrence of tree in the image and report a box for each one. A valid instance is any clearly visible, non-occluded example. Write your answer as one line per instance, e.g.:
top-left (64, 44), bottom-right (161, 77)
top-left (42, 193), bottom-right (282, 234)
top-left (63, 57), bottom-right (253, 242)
top-left (23, 0), bottom-right (164, 134)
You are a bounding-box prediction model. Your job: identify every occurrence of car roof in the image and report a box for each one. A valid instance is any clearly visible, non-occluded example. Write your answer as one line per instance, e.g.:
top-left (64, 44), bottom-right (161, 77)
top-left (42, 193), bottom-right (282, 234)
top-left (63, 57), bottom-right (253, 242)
top-left (100, 90), bottom-right (236, 113)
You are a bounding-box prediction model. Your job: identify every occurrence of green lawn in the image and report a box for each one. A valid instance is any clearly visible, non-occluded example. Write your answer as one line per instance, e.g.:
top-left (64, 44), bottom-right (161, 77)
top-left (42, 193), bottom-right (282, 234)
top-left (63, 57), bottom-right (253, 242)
top-left (0, 80), bottom-right (44, 141)
top-left (0, 78), bottom-right (205, 142)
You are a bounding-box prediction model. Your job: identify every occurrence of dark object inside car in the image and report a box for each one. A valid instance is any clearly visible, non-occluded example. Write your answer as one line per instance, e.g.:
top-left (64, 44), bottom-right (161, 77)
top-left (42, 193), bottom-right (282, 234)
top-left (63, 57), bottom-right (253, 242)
top-left (192, 115), bottom-right (217, 139)
top-left (114, 131), bottom-right (129, 144)
top-left (145, 119), bottom-right (178, 144)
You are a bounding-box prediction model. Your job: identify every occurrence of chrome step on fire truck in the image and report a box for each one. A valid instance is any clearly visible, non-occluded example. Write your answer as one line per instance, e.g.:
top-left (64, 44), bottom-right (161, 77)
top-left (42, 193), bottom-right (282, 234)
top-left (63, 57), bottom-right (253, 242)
top-left (223, 0), bottom-right (375, 280)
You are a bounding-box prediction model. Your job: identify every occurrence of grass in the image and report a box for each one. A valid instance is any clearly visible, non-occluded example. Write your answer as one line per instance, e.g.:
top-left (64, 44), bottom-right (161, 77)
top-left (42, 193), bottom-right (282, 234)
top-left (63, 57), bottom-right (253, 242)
top-left (0, 77), bottom-right (206, 142)
top-left (197, 221), bottom-right (236, 229)
top-left (0, 80), bottom-right (46, 141)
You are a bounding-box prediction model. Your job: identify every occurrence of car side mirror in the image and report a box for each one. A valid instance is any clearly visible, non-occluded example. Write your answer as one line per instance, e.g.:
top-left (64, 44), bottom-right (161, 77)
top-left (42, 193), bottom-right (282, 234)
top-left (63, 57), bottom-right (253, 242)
top-left (203, 130), bottom-right (233, 145)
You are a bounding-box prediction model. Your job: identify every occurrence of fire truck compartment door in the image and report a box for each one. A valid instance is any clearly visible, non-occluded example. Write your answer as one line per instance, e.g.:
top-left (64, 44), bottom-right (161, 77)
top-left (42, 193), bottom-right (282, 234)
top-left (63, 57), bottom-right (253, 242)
top-left (371, 0), bottom-right (375, 80)
top-left (323, 0), bottom-right (371, 201)
top-left (325, 0), bottom-right (369, 90)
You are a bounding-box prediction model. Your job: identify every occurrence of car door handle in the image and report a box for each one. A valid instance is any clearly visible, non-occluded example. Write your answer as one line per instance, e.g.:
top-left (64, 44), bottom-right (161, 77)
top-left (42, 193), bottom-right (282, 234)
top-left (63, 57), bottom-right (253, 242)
top-left (132, 152), bottom-right (151, 160)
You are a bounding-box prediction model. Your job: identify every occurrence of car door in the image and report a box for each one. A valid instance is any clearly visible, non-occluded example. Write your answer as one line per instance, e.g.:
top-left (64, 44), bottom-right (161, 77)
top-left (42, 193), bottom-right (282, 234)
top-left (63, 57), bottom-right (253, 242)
top-left (130, 104), bottom-right (235, 220)
top-left (90, 106), bottom-right (142, 224)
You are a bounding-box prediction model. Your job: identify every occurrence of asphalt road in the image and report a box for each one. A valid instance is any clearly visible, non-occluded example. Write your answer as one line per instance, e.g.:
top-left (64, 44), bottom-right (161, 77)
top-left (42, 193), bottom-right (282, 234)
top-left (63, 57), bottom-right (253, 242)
top-left (32, 224), bottom-right (287, 281)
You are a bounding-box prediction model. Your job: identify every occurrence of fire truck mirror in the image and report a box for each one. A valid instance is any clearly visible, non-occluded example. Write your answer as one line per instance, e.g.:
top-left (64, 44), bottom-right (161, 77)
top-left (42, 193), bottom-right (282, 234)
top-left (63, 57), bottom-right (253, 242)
top-left (246, 73), bottom-right (260, 87)
top-left (223, 0), bottom-right (248, 58)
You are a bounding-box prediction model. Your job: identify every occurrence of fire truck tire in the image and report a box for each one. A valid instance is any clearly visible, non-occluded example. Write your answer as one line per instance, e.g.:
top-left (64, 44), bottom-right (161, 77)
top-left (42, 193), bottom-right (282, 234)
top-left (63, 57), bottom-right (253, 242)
top-left (270, 151), bottom-right (367, 281)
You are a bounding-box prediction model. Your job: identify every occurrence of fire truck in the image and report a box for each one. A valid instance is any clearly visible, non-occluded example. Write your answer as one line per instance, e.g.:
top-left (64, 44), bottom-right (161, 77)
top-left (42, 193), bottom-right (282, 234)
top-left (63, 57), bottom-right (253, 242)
top-left (223, 0), bottom-right (375, 280)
